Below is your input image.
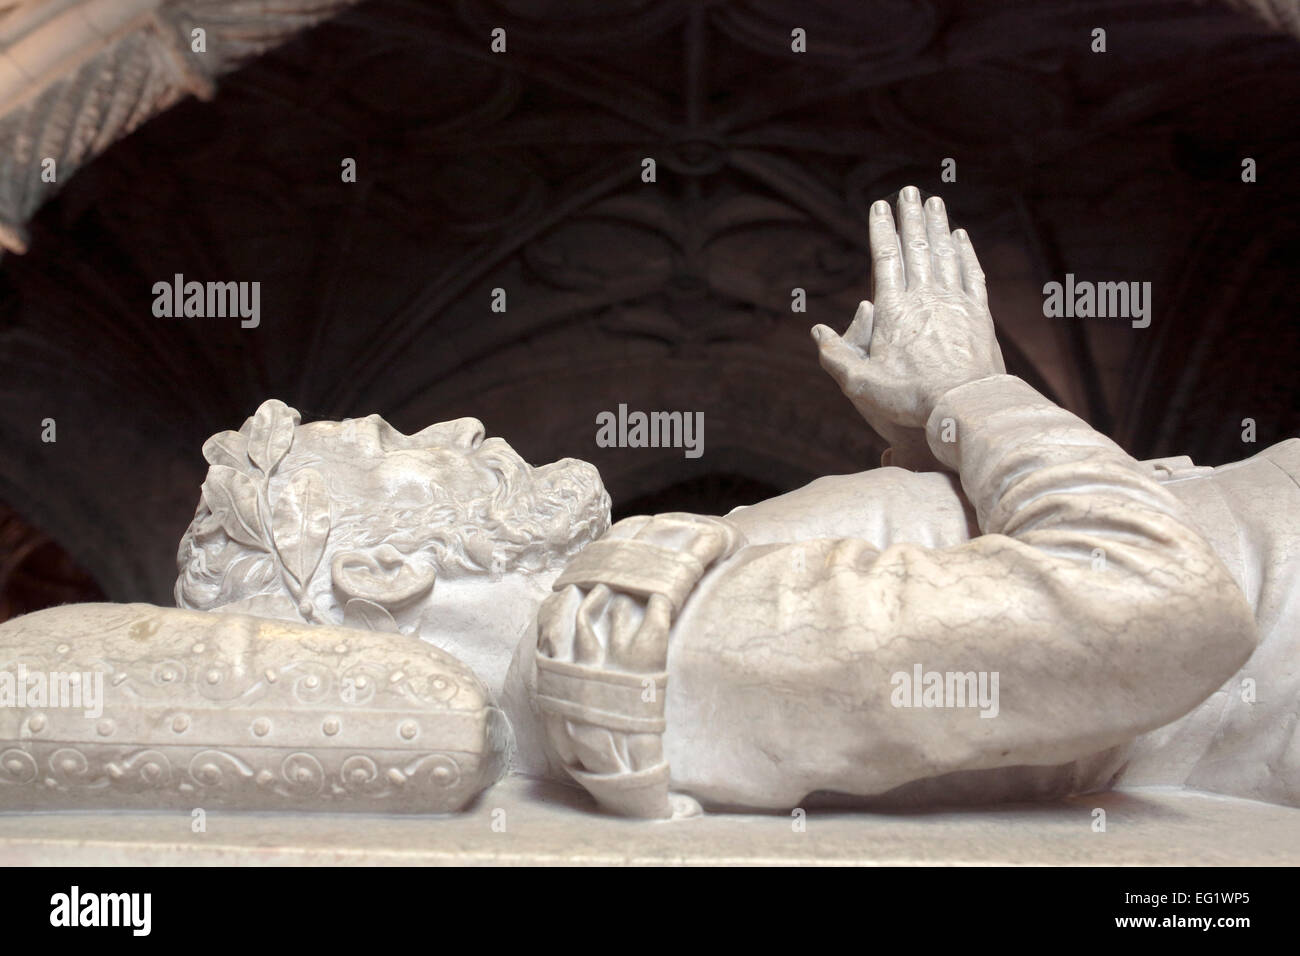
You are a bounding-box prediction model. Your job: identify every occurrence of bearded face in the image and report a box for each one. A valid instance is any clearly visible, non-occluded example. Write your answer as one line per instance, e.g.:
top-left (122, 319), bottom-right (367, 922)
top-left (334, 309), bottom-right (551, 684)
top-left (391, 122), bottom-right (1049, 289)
top-left (175, 401), bottom-right (610, 634)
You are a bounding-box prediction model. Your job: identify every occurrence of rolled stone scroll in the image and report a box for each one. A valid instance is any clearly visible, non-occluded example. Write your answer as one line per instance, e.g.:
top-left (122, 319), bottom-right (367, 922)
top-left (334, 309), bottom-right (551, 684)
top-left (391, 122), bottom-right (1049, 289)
top-left (0, 603), bottom-right (509, 812)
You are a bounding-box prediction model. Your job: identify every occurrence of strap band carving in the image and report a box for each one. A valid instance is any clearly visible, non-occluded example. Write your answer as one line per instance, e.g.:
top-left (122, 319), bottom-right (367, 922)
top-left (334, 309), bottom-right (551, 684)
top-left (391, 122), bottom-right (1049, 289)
top-left (553, 539), bottom-right (704, 614)
top-left (534, 513), bottom-right (743, 818)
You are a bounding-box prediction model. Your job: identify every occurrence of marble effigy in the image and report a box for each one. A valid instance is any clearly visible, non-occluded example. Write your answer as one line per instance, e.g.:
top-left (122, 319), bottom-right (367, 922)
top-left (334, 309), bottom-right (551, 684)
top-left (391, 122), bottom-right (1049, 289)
top-left (2, 188), bottom-right (1295, 820)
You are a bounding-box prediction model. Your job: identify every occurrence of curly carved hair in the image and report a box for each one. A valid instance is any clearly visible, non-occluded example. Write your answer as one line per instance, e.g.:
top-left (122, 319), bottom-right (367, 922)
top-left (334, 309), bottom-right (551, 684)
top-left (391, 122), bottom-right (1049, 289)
top-left (175, 401), bottom-right (610, 618)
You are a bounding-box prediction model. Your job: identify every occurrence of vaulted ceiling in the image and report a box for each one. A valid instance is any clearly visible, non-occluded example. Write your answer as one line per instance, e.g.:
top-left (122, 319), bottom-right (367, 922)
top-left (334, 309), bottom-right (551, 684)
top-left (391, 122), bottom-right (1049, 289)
top-left (2, 0), bottom-right (1299, 610)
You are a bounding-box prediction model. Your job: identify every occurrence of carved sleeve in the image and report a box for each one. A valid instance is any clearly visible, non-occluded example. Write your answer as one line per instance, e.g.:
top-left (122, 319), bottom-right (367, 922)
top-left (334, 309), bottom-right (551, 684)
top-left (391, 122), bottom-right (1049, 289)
top-left (533, 512), bottom-right (742, 818)
top-left (661, 375), bottom-right (1259, 809)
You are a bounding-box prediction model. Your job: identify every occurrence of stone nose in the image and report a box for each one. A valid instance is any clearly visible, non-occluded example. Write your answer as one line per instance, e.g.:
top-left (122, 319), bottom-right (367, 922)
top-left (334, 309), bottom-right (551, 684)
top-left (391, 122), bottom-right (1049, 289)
top-left (447, 417), bottom-right (486, 450)
top-left (411, 417), bottom-right (485, 451)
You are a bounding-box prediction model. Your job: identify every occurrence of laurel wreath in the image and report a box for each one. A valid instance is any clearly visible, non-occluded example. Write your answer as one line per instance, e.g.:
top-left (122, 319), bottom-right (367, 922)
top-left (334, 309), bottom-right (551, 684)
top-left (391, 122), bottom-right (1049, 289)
top-left (199, 399), bottom-right (329, 615)
top-left (197, 400), bottom-right (400, 633)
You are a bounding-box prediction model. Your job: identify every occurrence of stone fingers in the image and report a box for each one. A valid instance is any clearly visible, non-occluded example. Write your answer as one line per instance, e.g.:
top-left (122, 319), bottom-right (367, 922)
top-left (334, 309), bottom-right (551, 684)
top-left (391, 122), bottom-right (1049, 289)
top-left (926, 195), bottom-right (961, 291)
top-left (897, 185), bottom-right (932, 289)
top-left (953, 227), bottom-right (988, 310)
top-left (869, 198), bottom-right (905, 295)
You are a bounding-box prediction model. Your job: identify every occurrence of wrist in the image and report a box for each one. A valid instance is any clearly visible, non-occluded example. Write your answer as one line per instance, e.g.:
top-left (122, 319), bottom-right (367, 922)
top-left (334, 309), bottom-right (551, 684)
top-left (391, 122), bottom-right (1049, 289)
top-left (924, 374), bottom-right (1024, 470)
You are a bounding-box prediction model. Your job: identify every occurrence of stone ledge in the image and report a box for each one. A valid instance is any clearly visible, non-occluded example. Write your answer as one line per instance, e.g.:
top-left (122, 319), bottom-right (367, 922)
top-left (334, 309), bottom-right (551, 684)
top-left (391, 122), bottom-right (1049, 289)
top-left (0, 777), bottom-right (1296, 865)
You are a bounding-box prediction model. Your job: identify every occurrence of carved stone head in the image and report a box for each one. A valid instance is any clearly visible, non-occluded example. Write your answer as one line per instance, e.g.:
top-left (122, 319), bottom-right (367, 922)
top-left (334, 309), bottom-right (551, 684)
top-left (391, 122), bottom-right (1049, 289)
top-left (175, 400), bottom-right (609, 688)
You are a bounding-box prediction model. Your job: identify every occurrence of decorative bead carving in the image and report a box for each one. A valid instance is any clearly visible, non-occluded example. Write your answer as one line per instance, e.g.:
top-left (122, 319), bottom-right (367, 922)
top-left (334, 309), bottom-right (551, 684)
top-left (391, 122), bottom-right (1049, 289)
top-left (0, 602), bottom-right (508, 812)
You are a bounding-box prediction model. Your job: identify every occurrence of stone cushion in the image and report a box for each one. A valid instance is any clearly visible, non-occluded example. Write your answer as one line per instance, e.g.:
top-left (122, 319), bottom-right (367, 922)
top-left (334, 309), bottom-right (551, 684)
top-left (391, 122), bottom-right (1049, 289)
top-left (0, 603), bottom-right (509, 812)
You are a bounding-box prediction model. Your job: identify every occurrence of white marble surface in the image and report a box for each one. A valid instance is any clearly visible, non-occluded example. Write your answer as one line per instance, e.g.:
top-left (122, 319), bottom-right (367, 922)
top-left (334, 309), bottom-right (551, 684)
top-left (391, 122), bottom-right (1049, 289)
top-left (530, 188), bottom-right (1265, 817)
top-left (0, 776), bottom-right (1295, 866)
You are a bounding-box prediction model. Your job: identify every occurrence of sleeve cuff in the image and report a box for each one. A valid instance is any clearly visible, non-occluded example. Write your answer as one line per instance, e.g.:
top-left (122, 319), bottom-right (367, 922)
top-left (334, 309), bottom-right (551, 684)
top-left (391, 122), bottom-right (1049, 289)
top-left (924, 374), bottom-right (1042, 471)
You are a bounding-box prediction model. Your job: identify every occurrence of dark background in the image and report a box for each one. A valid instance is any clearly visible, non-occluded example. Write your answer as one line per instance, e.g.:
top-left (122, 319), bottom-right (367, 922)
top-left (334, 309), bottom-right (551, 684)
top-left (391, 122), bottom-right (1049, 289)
top-left (2, 0), bottom-right (1298, 618)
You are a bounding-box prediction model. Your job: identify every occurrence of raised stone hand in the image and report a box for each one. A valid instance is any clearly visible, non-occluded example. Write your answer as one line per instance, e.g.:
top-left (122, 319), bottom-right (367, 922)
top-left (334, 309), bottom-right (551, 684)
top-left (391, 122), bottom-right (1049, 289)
top-left (813, 186), bottom-right (1006, 454)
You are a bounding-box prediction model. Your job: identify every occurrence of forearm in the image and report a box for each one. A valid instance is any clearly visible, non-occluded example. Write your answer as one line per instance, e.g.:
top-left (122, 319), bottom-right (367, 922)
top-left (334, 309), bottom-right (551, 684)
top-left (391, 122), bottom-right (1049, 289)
top-left (666, 376), bottom-right (1257, 807)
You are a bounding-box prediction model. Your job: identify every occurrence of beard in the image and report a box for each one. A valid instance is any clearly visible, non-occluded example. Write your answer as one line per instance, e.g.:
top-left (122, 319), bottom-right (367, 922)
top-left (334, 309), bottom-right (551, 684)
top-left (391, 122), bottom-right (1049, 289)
top-left (446, 446), bottom-right (611, 576)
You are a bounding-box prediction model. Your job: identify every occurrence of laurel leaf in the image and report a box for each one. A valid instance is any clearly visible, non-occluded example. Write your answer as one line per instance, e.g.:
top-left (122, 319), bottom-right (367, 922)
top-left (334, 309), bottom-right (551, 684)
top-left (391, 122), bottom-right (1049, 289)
top-left (243, 399), bottom-right (299, 474)
top-left (201, 465), bottom-right (265, 550)
top-left (271, 468), bottom-right (331, 595)
top-left (202, 430), bottom-right (249, 470)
